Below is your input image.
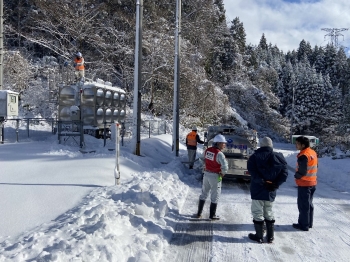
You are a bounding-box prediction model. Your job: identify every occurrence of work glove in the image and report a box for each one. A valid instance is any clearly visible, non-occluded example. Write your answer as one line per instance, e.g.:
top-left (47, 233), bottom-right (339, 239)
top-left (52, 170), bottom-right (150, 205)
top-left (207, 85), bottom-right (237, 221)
top-left (294, 173), bottom-right (303, 179)
top-left (264, 181), bottom-right (279, 191)
top-left (73, 63), bottom-right (77, 67)
top-left (64, 61), bottom-right (69, 67)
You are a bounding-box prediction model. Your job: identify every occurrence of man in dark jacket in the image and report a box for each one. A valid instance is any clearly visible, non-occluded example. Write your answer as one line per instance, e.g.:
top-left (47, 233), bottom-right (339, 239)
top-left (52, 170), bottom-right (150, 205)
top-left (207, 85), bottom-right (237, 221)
top-left (185, 126), bottom-right (204, 169)
top-left (247, 137), bottom-right (288, 243)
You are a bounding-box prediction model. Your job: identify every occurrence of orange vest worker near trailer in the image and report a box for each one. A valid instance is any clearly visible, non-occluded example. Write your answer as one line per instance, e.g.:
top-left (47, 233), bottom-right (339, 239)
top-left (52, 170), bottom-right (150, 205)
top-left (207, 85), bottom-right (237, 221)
top-left (293, 136), bottom-right (318, 232)
top-left (185, 126), bottom-right (204, 169)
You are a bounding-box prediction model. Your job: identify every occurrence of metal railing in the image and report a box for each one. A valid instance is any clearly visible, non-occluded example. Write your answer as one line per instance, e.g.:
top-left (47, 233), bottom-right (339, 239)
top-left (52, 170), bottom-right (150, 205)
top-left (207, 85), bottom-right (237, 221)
top-left (0, 117), bottom-right (173, 147)
top-left (0, 118), bottom-right (56, 143)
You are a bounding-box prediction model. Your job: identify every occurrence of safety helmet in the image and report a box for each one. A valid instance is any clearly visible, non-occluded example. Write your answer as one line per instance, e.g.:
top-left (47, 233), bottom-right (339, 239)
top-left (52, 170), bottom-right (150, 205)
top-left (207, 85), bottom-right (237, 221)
top-left (213, 134), bottom-right (227, 143)
top-left (76, 52), bottom-right (82, 57)
top-left (192, 126), bottom-right (197, 131)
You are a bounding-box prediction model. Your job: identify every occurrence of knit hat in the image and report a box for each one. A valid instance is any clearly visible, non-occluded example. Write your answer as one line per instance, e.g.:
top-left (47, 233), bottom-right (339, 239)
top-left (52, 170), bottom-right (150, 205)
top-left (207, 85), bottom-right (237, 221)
top-left (260, 137), bottom-right (273, 148)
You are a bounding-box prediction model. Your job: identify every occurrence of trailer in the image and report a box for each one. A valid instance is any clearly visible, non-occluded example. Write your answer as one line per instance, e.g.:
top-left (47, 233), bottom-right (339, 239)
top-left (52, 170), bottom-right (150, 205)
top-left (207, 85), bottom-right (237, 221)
top-left (203, 125), bottom-right (258, 181)
top-left (291, 135), bottom-right (319, 148)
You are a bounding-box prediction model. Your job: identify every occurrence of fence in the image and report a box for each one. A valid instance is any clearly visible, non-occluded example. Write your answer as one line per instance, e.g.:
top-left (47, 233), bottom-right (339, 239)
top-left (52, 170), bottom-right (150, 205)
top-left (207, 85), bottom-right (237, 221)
top-left (122, 119), bottom-right (171, 139)
top-left (0, 118), bottom-right (56, 143)
top-left (0, 117), bottom-right (172, 146)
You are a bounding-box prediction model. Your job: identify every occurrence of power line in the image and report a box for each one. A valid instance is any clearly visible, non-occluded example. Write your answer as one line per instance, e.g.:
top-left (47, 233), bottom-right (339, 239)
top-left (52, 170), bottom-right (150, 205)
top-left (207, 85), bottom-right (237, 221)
top-left (321, 28), bottom-right (349, 48)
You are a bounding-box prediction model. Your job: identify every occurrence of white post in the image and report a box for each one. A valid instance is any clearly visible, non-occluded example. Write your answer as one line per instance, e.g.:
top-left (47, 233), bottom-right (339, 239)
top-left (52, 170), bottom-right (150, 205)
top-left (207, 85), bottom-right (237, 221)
top-left (114, 122), bottom-right (120, 185)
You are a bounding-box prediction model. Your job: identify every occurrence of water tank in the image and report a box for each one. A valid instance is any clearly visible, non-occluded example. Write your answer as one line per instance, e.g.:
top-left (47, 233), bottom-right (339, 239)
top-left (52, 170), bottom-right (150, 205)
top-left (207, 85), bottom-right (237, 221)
top-left (59, 107), bottom-right (71, 121)
top-left (119, 109), bottom-right (126, 121)
top-left (112, 109), bottom-right (119, 122)
top-left (112, 92), bottom-right (119, 106)
top-left (119, 93), bottom-right (126, 106)
top-left (105, 91), bottom-right (112, 106)
top-left (82, 107), bottom-right (94, 125)
top-left (96, 89), bottom-right (104, 106)
top-left (96, 78), bottom-right (105, 84)
top-left (59, 86), bottom-right (75, 105)
top-left (96, 108), bottom-right (104, 125)
top-left (105, 108), bottom-right (112, 123)
top-left (82, 88), bottom-right (95, 106)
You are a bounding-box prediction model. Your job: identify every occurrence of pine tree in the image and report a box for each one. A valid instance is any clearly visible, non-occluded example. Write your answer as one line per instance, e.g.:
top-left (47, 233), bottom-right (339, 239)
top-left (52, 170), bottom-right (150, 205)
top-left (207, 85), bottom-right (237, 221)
top-left (324, 44), bottom-right (338, 86)
top-left (278, 61), bottom-right (295, 116)
top-left (297, 40), bottom-right (312, 63)
top-left (229, 17), bottom-right (246, 54)
top-left (293, 62), bottom-right (324, 134)
top-left (286, 50), bottom-right (298, 65)
top-left (334, 48), bottom-right (349, 97)
top-left (313, 46), bottom-right (325, 74)
top-left (258, 33), bottom-right (268, 50)
top-left (322, 74), bottom-right (343, 131)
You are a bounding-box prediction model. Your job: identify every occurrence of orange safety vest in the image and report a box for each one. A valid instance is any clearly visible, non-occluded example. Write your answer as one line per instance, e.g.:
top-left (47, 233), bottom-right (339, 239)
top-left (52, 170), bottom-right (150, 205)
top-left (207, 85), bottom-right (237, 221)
top-left (186, 131), bottom-right (197, 147)
top-left (295, 147), bottom-right (318, 187)
top-left (74, 57), bottom-right (85, 71)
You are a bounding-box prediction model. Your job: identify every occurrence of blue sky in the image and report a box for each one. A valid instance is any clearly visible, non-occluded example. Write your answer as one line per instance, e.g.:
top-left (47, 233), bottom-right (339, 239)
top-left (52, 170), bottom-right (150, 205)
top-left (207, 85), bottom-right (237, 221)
top-left (223, 0), bottom-right (350, 54)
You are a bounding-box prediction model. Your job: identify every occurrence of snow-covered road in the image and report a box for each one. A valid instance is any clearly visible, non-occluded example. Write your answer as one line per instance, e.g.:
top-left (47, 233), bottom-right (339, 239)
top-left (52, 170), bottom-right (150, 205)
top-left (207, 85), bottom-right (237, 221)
top-left (165, 158), bottom-right (350, 261)
top-left (1, 132), bottom-right (350, 261)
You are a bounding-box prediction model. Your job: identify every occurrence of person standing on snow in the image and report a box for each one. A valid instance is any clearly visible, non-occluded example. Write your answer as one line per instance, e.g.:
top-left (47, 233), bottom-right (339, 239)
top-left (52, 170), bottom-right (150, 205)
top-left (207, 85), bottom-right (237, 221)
top-left (196, 134), bottom-right (228, 220)
top-left (185, 126), bottom-right (204, 169)
top-left (293, 136), bottom-right (318, 231)
top-left (247, 137), bottom-right (288, 243)
top-left (73, 52), bottom-right (85, 82)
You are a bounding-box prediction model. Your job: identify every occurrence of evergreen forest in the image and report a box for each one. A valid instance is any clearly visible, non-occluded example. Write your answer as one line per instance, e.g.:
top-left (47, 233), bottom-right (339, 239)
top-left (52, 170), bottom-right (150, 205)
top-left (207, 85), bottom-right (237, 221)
top-left (3, 0), bottom-right (350, 147)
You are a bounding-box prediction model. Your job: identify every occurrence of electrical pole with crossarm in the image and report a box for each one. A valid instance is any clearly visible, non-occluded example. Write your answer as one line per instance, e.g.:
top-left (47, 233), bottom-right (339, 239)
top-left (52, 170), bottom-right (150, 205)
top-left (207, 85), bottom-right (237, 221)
top-left (321, 28), bottom-right (348, 48)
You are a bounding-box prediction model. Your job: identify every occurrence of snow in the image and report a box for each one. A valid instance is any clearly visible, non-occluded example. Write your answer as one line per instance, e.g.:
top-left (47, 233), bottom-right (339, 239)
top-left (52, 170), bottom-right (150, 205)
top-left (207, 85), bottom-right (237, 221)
top-left (1, 123), bottom-right (350, 261)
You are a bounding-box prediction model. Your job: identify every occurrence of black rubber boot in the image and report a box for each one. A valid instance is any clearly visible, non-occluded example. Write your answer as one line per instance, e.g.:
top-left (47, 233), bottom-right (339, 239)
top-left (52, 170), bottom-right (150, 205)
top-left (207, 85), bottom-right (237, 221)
top-left (209, 203), bottom-right (220, 220)
top-left (265, 219), bottom-right (275, 243)
top-left (196, 200), bottom-right (205, 218)
top-left (248, 220), bottom-right (264, 243)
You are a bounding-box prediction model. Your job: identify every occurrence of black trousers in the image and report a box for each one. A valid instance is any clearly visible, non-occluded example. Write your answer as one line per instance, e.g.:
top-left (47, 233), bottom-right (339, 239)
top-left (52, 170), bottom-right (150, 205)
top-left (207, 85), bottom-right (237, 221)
top-left (297, 186), bottom-right (316, 229)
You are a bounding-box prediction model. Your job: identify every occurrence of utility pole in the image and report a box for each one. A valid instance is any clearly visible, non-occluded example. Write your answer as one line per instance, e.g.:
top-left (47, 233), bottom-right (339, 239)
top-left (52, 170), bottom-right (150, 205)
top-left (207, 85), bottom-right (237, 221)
top-left (172, 0), bottom-right (181, 156)
top-left (132, 0), bottom-right (143, 156)
top-left (321, 28), bottom-right (348, 48)
top-left (290, 85), bottom-right (295, 142)
top-left (0, 0), bottom-right (3, 91)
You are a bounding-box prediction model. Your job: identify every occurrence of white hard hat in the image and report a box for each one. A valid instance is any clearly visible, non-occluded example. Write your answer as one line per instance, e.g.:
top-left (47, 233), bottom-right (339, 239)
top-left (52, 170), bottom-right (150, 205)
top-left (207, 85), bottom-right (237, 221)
top-left (213, 134), bottom-right (227, 143)
top-left (192, 126), bottom-right (197, 131)
top-left (76, 52), bottom-right (82, 57)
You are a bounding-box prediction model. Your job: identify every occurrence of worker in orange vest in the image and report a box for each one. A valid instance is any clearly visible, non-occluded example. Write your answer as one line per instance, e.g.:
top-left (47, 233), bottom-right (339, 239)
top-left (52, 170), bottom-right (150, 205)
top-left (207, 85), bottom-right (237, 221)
top-left (74, 52), bottom-right (85, 82)
top-left (293, 136), bottom-right (318, 231)
top-left (185, 126), bottom-right (204, 169)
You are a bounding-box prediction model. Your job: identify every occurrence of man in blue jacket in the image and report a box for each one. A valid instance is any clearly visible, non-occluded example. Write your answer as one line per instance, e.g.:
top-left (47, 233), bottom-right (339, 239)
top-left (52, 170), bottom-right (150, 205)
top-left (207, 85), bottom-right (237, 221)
top-left (247, 137), bottom-right (288, 243)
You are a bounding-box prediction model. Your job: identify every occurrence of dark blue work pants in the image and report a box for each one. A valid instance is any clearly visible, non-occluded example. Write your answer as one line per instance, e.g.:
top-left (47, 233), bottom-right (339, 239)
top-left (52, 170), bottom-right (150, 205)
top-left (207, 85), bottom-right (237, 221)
top-left (297, 186), bottom-right (316, 229)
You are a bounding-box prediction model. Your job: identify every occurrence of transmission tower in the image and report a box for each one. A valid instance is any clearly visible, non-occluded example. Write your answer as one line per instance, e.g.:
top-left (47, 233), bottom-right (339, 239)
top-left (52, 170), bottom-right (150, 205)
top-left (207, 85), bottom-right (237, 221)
top-left (321, 28), bottom-right (348, 48)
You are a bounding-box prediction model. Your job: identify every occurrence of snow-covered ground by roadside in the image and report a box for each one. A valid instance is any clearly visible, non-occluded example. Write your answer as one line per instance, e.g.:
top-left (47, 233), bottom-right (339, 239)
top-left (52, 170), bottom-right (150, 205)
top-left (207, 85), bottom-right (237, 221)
top-left (0, 123), bottom-right (350, 262)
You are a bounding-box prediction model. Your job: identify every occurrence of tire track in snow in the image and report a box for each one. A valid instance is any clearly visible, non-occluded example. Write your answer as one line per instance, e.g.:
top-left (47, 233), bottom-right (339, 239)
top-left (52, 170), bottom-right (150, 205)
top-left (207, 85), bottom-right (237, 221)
top-left (318, 203), bottom-right (350, 238)
top-left (165, 180), bottom-right (213, 261)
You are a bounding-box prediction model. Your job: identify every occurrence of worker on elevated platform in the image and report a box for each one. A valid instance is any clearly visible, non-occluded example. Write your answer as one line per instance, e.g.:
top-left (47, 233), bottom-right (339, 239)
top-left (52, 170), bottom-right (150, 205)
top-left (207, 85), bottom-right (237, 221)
top-left (74, 52), bottom-right (85, 82)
